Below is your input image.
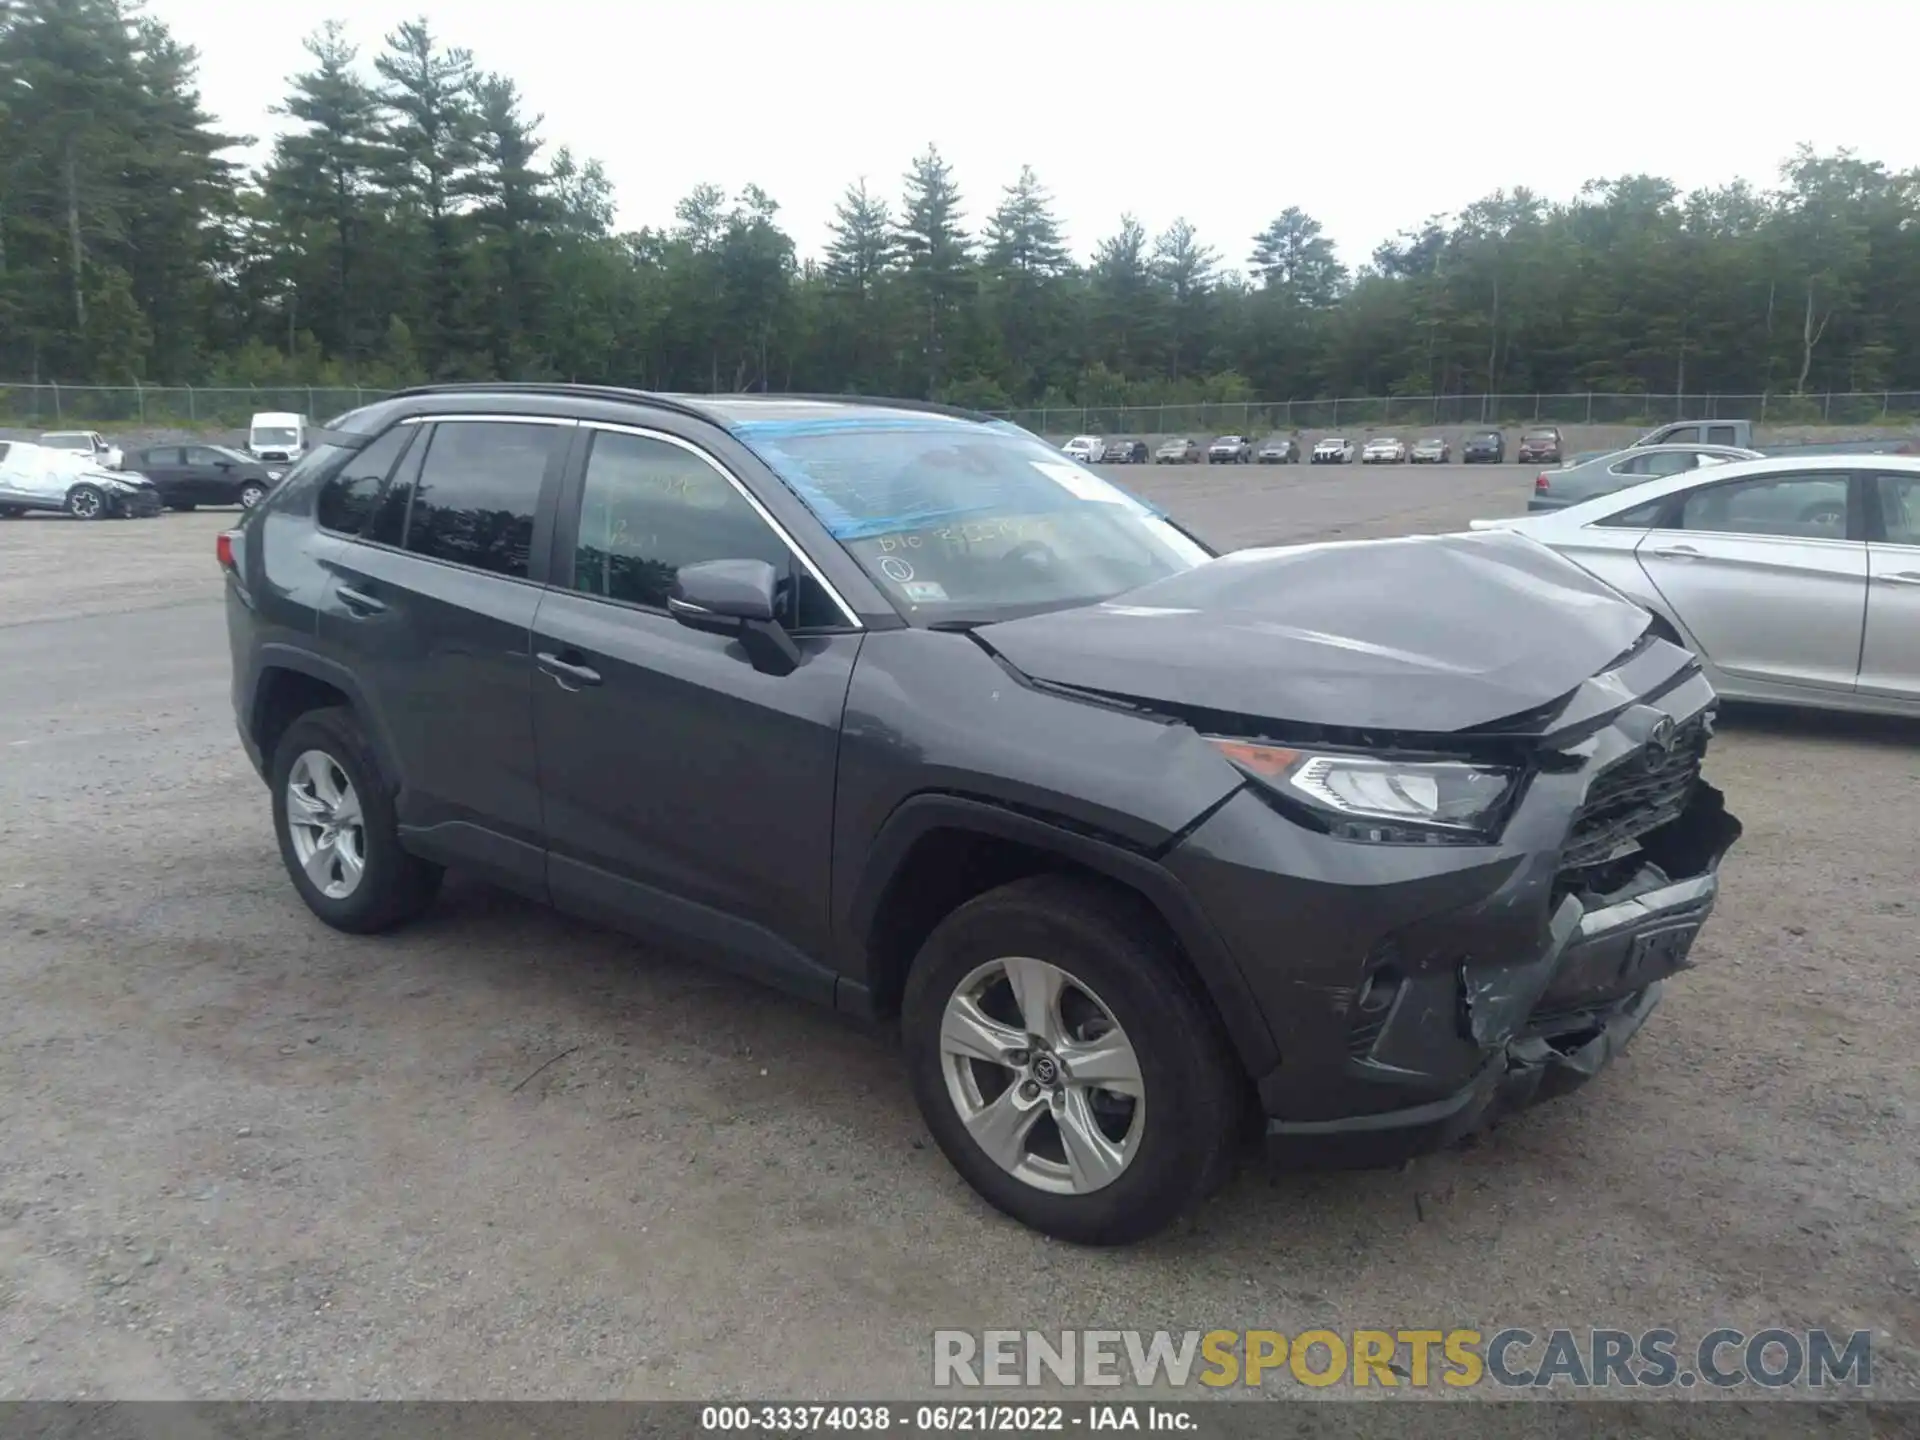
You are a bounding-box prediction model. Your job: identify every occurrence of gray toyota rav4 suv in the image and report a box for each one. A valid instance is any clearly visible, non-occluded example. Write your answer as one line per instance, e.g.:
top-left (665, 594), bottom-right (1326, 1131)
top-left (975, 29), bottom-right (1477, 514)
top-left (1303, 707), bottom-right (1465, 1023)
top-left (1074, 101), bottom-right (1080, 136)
top-left (223, 384), bottom-right (1741, 1244)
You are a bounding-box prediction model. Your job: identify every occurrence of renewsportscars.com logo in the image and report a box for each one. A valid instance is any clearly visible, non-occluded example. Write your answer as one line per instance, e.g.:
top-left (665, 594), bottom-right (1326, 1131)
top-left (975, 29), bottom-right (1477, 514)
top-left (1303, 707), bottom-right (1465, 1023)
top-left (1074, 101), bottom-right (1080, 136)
top-left (932, 1328), bottom-right (1873, 1391)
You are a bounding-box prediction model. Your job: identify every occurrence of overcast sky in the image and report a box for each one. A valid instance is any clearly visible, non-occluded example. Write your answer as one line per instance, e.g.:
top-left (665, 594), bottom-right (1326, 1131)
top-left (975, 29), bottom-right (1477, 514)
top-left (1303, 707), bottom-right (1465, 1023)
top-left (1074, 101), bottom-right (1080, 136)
top-left (149, 0), bottom-right (1915, 272)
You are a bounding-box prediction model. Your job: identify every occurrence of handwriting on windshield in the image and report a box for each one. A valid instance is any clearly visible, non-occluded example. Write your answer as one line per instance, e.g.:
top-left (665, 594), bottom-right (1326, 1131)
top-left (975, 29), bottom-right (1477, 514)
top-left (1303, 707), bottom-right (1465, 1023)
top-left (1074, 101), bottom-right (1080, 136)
top-left (872, 516), bottom-right (1059, 552)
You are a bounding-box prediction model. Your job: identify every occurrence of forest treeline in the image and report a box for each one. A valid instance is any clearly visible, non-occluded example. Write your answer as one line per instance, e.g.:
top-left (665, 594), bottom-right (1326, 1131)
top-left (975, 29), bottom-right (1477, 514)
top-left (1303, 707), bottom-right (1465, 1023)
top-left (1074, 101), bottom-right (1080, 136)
top-left (3, 0), bottom-right (1919, 409)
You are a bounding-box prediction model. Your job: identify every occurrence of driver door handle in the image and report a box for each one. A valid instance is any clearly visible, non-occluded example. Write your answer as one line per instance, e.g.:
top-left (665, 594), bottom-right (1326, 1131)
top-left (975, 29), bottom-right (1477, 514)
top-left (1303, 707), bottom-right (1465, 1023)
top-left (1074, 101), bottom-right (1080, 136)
top-left (336, 585), bottom-right (387, 615)
top-left (537, 651), bottom-right (603, 688)
top-left (1649, 544), bottom-right (1701, 560)
top-left (1877, 570), bottom-right (1920, 586)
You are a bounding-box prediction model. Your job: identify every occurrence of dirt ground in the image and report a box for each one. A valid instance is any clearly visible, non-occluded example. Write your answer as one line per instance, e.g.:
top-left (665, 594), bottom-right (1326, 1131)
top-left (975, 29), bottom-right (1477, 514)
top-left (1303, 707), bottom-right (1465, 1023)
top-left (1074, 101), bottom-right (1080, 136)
top-left (0, 463), bottom-right (1915, 1401)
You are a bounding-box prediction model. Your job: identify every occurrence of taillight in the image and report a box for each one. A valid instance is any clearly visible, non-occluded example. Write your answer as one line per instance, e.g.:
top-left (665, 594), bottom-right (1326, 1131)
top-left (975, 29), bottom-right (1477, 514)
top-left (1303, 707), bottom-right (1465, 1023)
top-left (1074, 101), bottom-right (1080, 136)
top-left (1535, 473), bottom-right (1550, 491)
top-left (216, 531), bottom-right (237, 572)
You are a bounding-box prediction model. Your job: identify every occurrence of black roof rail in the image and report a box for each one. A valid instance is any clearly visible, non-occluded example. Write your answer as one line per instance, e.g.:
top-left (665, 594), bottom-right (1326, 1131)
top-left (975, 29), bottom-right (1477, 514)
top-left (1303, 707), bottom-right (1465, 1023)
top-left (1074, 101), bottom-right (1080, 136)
top-left (382, 382), bottom-right (1005, 429)
top-left (381, 380), bottom-right (712, 422)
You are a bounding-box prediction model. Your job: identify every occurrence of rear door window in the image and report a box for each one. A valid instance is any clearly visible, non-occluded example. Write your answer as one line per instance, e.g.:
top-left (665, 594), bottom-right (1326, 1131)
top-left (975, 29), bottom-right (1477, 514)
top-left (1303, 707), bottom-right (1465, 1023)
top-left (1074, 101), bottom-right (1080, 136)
top-left (1874, 474), bottom-right (1920, 545)
top-left (1679, 473), bottom-right (1850, 540)
top-left (1705, 425), bottom-right (1740, 446)
top-left (402, 421), bottom-right (556, 579)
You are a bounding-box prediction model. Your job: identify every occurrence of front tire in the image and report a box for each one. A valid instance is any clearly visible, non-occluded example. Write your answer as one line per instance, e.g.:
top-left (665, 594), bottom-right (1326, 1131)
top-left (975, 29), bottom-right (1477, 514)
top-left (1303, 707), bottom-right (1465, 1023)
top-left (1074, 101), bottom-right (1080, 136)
top-left (66, 484), bottom-right (106, 520)
top-left (903, 876), bottom-right (1241, 1245)
top-left (270, 707), bottom-right (442, 934)
top-left (239, 482), bottom-right (268, 509)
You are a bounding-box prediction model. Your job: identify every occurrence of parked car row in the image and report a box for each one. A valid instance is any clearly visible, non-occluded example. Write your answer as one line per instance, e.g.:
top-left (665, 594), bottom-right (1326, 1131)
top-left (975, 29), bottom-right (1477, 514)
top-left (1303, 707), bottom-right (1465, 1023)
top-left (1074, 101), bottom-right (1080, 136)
top-left (0, 436), bottom-right (285, 519)
top-left (1066, 428), bottom-right (1576, 468)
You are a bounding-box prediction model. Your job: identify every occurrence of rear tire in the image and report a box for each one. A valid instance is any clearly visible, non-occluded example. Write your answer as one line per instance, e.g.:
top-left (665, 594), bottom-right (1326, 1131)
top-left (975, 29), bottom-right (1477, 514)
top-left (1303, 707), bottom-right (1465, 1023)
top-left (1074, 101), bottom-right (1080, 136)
top-left (270, 707), bottom-right (443, 934)
top-left (903, 876), bottom-right (1241, 1245)
top-left (239, 482), bottom-right (267, 509)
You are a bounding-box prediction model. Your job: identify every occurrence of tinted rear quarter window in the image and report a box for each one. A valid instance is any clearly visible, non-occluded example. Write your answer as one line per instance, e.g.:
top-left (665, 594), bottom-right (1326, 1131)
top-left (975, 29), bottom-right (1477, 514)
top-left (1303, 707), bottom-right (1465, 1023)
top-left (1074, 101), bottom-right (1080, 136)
top-left (1594, 498), bottom-right (1670, 529)
top-left (403, 421), bottom-right (555, 578)
top-left (316, 427), bottom-right (414, 536)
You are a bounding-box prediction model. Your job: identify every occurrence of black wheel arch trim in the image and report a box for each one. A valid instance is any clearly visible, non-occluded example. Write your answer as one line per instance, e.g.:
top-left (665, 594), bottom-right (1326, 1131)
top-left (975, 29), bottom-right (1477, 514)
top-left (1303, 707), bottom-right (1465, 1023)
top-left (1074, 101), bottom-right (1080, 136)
top-left (837, 792), bottom-right (1279, 1075)
top-left (248, 643), bottom-right (409, 797)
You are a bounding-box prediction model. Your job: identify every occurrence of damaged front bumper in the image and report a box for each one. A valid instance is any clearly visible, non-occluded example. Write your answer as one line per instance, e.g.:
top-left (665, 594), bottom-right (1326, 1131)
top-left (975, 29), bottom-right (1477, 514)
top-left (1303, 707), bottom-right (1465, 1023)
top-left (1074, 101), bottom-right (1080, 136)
top-left (1161, 652), bottom-right (1743, 1169)
top-left (1261, 855), bottom-right (1727, 1169)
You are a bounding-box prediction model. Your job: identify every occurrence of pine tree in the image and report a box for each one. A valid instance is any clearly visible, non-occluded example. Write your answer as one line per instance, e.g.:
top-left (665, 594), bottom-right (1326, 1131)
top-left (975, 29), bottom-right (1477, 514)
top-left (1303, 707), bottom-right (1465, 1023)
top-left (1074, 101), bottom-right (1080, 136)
top-left (471, 72), bottom-right (551, 375)
top-left (373, 18), bottom-right (482, 373)
top-left (896, 144), bottom-right (971, 395)
top-left (823, 178), bottom-right (894, 297)
top-left (983, 166), bottom-right (1069, 391)
top-left (262, 22), bottom-right (385, 363)
top-left (1248, 207), bottom-right (1347, 307)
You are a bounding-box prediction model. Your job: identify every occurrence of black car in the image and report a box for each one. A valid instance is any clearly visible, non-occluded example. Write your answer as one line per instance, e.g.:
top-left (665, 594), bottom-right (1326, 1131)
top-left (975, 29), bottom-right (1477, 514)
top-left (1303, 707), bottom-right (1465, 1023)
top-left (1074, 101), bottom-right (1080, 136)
top-left (1462, 431), bottom-right (1507, 463)
top-left (222, 384), bottom-right (1741, 1245)
top-left (1105, 438), bottom-right (1149, 464)
top-left (127, 444), bottom-right (279, 511)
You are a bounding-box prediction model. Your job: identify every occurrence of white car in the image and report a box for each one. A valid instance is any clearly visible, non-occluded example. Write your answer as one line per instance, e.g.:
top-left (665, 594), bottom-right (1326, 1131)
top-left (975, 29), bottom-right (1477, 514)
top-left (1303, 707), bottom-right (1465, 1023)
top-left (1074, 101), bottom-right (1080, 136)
top-left (39, 429), bottom-right (123, 470)
top-left (1361, 437), bottom-right (1408, 464)
top-left (0, 440), bottom-right (161, 519)
top-left (1469, 453), bottom-right (1920, 717)
top-left (1311, 437), bottom-right (1356, 465)
top-left (1062, 435), bottom-right (1106, 464)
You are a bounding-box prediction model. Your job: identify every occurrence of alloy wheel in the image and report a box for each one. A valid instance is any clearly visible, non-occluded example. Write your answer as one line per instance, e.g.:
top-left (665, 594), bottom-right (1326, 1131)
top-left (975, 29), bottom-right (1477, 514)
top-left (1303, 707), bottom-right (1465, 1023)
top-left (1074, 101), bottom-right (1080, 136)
top-left (68, 489), bottom-right (100, 519)
top-left (285, 749), bottom-right (367, 899)
top-left (939, 956), bottom-right (1145, 1195)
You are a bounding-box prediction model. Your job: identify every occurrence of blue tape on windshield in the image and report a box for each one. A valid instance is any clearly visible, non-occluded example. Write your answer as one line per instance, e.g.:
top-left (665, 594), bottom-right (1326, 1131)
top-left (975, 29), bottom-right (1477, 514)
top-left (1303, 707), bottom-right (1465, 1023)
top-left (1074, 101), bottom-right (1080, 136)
top-left (731, 415), bottom-right (1169, 540)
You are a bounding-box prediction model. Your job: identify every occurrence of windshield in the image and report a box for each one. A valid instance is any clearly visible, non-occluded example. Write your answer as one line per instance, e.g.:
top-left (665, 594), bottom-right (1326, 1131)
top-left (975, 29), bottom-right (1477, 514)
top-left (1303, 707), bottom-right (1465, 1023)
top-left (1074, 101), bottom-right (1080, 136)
top-left (1524, 430), bottom-right (1557, 441)
top-left (738, 419), bottom-right (1211, 623)
top-left (251, 427), bottom-right (299, 446)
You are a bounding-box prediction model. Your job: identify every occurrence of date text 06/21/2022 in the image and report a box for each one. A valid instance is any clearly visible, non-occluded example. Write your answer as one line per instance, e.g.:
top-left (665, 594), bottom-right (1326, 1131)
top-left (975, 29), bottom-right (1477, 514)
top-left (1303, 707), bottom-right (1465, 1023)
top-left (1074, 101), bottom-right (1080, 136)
top-left (702, 1405), bottom-right (1192, 1432)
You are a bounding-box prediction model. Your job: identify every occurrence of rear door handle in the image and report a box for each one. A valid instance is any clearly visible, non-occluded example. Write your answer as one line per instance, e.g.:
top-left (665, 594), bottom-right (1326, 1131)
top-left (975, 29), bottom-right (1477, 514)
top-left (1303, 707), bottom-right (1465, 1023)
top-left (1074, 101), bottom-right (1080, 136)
top-left (537, 651), bottom-right (603, 688)
top-left (1648, 545), bottom-right (1701, 560)
top-left (1876, 571), bottom-right (1920, 586)
top-left (336, 585), bottom-right (387, 614)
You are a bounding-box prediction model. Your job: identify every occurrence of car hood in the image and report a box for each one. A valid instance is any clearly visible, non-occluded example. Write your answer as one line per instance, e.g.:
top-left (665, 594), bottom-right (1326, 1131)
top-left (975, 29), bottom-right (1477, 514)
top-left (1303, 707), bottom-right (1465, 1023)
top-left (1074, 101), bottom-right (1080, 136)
top-left (976, 530), bottom-right (1651, 733)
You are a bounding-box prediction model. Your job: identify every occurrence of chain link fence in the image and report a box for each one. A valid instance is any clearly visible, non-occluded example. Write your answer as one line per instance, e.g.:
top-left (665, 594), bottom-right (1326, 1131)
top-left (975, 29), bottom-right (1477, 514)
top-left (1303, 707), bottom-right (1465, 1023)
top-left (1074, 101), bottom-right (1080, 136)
top-left (5, 383), bottom-right (1920, 436)
top-left (0, 384), bottom-right (389, 429)
top-left (993, 392), bottom-right (1920, 438)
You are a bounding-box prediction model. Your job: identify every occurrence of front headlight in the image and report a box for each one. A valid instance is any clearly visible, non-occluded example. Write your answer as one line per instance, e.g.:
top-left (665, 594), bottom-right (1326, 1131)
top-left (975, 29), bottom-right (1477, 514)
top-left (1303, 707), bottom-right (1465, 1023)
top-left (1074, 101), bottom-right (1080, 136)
top-left (1206, 738), bottom-right (1519, 844)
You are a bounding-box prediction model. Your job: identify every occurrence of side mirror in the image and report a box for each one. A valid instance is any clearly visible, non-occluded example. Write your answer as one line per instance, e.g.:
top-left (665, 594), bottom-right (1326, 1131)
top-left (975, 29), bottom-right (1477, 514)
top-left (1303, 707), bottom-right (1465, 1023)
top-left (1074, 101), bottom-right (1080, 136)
top-left (667, 558), bottom-right (799, 676)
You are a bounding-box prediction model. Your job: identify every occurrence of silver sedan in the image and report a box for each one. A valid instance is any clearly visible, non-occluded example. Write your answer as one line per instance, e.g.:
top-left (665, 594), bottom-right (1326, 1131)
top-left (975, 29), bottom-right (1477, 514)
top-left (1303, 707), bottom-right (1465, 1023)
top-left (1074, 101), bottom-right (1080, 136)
top-left (1528, 443), bottom-right (1762, 511)
top-left (1472, 454), bottom-right (1920, 717)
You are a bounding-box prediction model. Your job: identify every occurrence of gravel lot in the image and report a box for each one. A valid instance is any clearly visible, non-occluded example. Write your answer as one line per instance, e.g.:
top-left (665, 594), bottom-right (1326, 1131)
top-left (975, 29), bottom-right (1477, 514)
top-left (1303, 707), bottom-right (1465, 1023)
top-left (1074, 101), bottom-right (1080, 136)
top-left (1, 463), bottom-right (1916, 1401)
